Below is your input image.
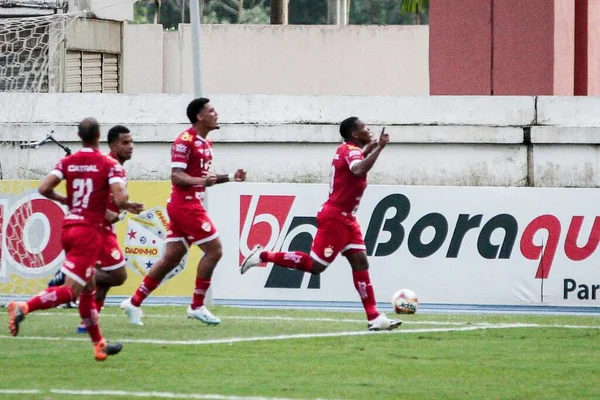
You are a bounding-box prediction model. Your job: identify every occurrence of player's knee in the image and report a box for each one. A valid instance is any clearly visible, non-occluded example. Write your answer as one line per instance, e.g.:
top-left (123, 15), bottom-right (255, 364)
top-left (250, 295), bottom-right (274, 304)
top-left (206, 246), bottom-right (223, 263)
top-left (312, 262), bottom-right (328, 275)
top-left (112, 268), bottom-right (127, 286)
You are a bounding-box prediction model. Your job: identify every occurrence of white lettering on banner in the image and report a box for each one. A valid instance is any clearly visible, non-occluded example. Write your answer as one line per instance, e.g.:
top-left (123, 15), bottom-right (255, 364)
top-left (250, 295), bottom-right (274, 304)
top-left (238, 194), bottom-right (296, 266)
top-left (67, 165), bottom-right (98, 172)
top-left (208, 183), bottom-right (600, 307)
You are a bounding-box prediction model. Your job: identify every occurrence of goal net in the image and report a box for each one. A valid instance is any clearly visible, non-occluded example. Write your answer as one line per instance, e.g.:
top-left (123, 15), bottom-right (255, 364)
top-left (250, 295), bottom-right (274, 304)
top-left (0, 12), bottom-right (81, 301)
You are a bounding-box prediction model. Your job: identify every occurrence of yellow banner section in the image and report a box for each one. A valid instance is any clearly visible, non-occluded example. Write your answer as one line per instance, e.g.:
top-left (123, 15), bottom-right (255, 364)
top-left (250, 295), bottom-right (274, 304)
top-left (0, 180), bottom-right (200, 297)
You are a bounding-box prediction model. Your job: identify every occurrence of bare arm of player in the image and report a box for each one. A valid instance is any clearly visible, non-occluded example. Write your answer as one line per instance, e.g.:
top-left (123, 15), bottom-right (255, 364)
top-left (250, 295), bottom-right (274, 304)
top-left (125, 202), bottom-right (145, 214)
top-left (38, 174), bottom-right (67, 205)
top-left (110, 182), bottom-right (129, 210)
top-left (172, 168), bottom-right (217, 187)
top-left (362, 139), bottom-right (379, 157)
top-left (350, 127), bottom-right (390, 177)
top-left (215, 168), bottom-right (247, 184)
top-left (105, 209), bottom-right (120, 224)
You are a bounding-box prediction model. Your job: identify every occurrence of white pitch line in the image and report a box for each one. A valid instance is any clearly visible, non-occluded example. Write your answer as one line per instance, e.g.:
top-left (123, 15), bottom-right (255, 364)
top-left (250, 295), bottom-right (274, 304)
top-left (0, 389), bottom-right (42, 394)
top-left (1, 323), bottom-right (599, 346)
top-left (51, 389), bottom-right (327, 400)
top-left (0, 389), bottom-right (326, 400)
top-left (11, 312), bottom-right (469, 325)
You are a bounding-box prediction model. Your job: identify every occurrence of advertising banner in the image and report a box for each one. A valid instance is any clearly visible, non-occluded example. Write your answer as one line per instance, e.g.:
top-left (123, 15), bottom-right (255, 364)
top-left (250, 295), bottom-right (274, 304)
top-left (210, 183), bottom-right (600, 307)
top-left (0, 181), bottom-right (200, 298)
top-left (3, 180), bottom-right (600, 308)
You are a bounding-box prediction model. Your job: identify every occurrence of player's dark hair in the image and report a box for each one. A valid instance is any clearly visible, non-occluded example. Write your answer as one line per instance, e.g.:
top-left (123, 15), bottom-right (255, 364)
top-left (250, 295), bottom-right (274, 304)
top-left (107, 125), bottom-right (130, 144)
top-left (339, 117), bottom-right (360, 139)
top-left (78, 117), bottom-right (100, 145)
top-left (187, 98), bottom-right (210, 124)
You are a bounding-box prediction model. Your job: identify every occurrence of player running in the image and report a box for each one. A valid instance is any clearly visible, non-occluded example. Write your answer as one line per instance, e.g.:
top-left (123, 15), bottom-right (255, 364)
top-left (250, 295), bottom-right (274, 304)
top-left (240, 117), bottom-right (401, 331)
top-left (76, 125), bottom-right (144, 333)
top-left (121, 97), bottom-right (247, 326)
top-left (7, 118), bottom-right (130, 360)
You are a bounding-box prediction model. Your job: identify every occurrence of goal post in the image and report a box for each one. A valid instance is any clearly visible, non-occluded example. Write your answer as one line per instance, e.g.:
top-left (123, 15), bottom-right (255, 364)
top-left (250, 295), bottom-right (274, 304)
top-left (0, 11), bottom-right (81, 300)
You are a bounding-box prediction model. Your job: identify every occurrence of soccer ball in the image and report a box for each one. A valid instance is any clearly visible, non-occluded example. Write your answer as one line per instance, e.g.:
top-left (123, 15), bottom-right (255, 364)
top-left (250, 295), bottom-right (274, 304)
top-left (392, 289), bottom-right (418, 314)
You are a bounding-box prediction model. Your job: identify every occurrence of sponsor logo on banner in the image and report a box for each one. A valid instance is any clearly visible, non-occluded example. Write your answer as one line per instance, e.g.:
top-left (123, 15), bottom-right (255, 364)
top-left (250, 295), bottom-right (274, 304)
top-left (0, 191), bottom-right (66, 281)
top-left (239, 194), bottom-right (320, 289)
top-left (124, 206), bottom-right (186, 282)
top-left (238, 190), bottom-right (600, 303)
top-left (362, 194), bottom-right (600, 280)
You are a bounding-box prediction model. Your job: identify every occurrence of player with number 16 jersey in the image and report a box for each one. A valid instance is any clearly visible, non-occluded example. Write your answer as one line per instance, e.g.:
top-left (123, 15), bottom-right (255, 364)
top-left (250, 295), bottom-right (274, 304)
top-left (167, 126), bottom-right (217, 244)
top-left (122, 98), bottom-right (247, 327)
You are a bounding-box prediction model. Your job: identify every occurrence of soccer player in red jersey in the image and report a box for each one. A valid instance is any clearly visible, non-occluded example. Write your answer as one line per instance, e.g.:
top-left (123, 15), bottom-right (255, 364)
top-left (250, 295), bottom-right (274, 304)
top-left (75, 125), bottom-right (144, 333)
top-left (241, 117), bottom-right (401, 331)
top-left (121, 98), bottom-right (246, 326)
top-left (7, 118), bottom-right (131, 360)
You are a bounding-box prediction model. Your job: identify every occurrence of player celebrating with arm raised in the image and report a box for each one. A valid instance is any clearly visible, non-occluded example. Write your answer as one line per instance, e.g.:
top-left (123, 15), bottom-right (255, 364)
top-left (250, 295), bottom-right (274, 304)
top-left (8, 118), bottom-right (131, 360)
top-left (241, 117), bottom-right (401, 331)
top-left (121, 98), bottom-right (247, 326)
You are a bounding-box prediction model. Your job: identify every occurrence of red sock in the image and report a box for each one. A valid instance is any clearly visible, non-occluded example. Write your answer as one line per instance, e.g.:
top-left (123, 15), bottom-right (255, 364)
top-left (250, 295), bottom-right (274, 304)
top-left (79, 290), bottom-right (102, 343)
top-left (131, 275), bottom-right (160, 307)
top-left (260, 251), bottom-right (313, 272)
top-left (352, 270), bottom-right (379, 321)
top-left (26, 286), bottom-right (75, 312)
top-left (191, 278), bottom-right (211, 310)
top-left (95, 298), bottom-right (105, 314)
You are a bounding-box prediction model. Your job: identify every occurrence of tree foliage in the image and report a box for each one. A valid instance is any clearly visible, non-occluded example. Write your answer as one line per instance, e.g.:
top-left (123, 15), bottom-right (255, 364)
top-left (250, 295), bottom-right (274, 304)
top-left (132, 0), bottom-right (429, 28)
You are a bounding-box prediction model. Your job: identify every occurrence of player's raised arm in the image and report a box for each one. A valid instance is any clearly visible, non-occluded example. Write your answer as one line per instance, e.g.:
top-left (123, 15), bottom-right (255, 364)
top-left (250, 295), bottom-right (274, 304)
top-left (39, 160), bottom-right (67, 205)
top-left (350, 127), bottom-right (389, 177)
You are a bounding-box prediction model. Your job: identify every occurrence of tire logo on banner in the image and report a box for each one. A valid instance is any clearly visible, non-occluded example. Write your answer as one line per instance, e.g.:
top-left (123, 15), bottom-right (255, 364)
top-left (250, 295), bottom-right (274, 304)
top-left (0, 191), bottom-right (66, 280)
top-left (239, 195), bottom-right (320, 289)
top-left (124, 206), bottom-right (186, 283)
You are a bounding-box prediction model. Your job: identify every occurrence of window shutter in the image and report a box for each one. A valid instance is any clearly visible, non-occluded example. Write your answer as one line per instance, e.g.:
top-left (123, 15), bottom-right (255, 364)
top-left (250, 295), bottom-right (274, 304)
top-left (81, 52), bottom-right (102, 93)
top-left (64, 51), bottom-right (119, 93)
top-left (64, 50), bottom-right (82, 92)
top-left (101, 53), bottom-right (119, 93)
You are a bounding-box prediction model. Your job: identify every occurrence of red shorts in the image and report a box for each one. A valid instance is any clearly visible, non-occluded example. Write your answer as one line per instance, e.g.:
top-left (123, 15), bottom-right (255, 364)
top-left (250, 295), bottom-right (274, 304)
top-left (96, 229), bottom-right (125, 271)
top-left (166, 201), bottom-right (219, 247)
top-left (60, 224), bottom-right (103, 286)
top-left (310, 208), bottom-right (366, 266)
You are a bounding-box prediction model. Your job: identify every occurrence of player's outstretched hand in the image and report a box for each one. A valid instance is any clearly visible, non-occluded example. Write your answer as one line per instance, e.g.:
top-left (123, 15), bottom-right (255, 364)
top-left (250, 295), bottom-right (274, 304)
top-left (203, 172), bottom-right (217, 187)
top-left (126, 202), bottom-right (145, 215)
top-left (234, 168), bottom-right (247, 182)
top-left (378, 127), bottom-right (389, 149)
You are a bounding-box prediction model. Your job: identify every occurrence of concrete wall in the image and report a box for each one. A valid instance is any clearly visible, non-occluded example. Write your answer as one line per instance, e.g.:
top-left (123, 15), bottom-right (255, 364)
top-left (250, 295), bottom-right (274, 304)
top-left (0, 93), bottom-right (598, 189)
top-left (67, 18), bottom-right (122, 54)
top-left (75, 0), bottom-right (134, 21)
top-left (122, 23), bottom-right (163, 93)
top-left (123, 24), bottom-right (430, 96)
